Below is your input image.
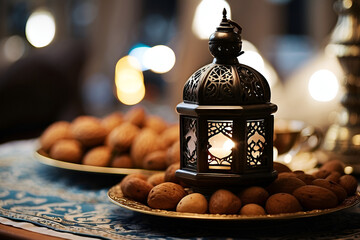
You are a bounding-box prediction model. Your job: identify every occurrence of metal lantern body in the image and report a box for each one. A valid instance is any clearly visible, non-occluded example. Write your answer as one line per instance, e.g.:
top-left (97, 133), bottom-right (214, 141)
top-left (176, 10), bottom-right (278, 190)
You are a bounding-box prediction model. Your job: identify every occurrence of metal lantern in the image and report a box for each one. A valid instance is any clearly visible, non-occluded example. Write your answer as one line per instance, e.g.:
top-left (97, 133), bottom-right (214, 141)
top-left (175, 9), bottom-right (278, 191)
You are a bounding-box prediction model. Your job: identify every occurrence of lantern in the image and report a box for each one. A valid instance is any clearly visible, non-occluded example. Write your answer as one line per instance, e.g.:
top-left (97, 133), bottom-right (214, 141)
top-left (175, 9), bottom-right (278, 191)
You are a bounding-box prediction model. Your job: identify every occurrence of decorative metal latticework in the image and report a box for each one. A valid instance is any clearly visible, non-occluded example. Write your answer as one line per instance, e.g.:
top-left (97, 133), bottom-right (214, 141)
top-left (183, 64), bottom-right (211, 103)
top-left (237, 65), bottom-right (266, 103)
top-left (207, 121), bottom-right (233, 170)
top-left (203, 65), bottom-right (234, 103)
top-left (246, 120), bottom-right (266, 167)
top-left (182, 63), bottom-right (271, 105)
top-left (183, 118), bottom-right (197, 169)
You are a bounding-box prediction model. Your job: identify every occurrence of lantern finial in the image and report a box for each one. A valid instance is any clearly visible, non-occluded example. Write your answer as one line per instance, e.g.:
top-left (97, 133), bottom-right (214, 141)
top-left (208, 10), bottom-right (243, 64)
top-left (222, 8), bottom-right (227, 19)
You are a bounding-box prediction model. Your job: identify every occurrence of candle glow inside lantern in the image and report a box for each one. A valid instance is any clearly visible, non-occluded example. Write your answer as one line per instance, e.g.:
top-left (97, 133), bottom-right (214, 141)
top-left (176, 9), bottom-right (278, 190)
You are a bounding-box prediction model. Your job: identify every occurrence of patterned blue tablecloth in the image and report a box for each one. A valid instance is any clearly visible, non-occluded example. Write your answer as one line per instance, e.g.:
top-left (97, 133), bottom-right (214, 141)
top-left (1, 139), bottom-right (360, 240)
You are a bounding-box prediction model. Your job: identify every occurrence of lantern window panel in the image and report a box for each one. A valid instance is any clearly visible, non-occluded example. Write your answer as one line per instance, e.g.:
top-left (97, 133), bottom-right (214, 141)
top-left (183, 117), bottom-right (197, 169)
top-left (246, 119), bottom-right (267, 168)
top-left (207, 120), bottom-right (234, 170)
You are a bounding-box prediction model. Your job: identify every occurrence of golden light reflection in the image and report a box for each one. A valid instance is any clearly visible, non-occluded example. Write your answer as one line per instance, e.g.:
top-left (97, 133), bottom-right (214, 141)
top-left (115, 56), bottom-right (145, 105)
top-left (116, 84), bottom-right (145, 105)
top-left (343, 0), bottom-right (353, 9)
top-left (115, 68), bottom-right (143, 91)
top-left (339, 128), bottom-right (349, 140)
top-left (352, 134), bottom-right (360, 146)
top-left (115, 55), bottom-right (142, 71)
top-left (25, 9), bottom-right (56, 48)
top-left (344, 166), bottom-right (353, 175)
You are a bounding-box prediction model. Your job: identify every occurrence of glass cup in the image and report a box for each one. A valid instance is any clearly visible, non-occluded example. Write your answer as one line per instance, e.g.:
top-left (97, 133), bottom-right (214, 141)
top-left (274, 119), bottom-right (323, 168)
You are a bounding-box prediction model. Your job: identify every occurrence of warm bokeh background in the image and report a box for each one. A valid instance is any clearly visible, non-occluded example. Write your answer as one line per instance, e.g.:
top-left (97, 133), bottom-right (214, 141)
top-left (0, 0), bottom-right (342, 143)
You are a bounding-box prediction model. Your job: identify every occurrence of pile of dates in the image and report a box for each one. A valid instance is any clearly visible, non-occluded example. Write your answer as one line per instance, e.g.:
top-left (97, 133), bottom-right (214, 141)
top-left (119, 160), bottom-right (359, 215)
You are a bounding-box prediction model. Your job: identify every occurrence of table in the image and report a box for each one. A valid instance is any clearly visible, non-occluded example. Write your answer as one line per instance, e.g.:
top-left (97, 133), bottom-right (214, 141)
top-left (1, 139), bottom-right (360, 240)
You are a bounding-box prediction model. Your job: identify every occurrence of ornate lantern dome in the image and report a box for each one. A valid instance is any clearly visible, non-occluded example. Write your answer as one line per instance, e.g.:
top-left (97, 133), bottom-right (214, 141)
top-left (176, 9), bottom-right (277, 191)
top-left (183, 9), bottom-right (271, 106)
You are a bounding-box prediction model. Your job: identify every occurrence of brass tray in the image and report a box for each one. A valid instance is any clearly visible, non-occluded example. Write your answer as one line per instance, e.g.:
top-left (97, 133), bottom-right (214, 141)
top-left (35, 149), bottom-right (162, 176)
top-left (108, 184), bottom-right (360, 220)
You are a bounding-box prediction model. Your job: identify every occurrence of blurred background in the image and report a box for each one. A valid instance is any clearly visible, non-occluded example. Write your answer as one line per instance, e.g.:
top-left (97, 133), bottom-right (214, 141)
top-left (0, 0), bottom-right (343, 143)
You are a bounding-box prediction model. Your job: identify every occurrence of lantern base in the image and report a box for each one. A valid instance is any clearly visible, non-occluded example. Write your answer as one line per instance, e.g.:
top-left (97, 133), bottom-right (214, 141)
top-left (176, 169), bottom-right (277, 193)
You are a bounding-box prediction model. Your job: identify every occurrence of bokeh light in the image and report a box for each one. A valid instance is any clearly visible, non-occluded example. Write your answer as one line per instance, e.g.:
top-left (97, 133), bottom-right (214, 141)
top-left (115, 56), bottom-right (145, 105)
top-left (238, 51), bottom-right (265, 74)
top-left (143, 45), bottom-right (176, 73)
top-left (3, 35), bottom-right (26, 62)
top-left (344, 166), bottom-right (353, 175)
top-left (116, 84), bottom-right (146, 106)
top-left (192, 0), bottom-right (231, 40)
top-left (115, 55), bottom-right (142, 72)
top-left (129, 43), bottom-right (151, 71)
top-left (238, 40), bottom-right (278, 87)
top-left (25, 9), bottom-right (56, 48)
top-left (308, 69), bottom-right (339, 102)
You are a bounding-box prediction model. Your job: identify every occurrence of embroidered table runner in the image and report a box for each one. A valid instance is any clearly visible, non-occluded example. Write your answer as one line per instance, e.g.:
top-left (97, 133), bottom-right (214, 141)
top-left (0, 139), bottom-right (360, 240)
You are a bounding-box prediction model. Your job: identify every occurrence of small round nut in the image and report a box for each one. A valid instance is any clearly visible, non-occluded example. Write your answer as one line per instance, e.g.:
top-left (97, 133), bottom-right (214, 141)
top-left (106, 122), bottom-right (140, 152)
top-left (320, 159), bottom-right (345, 175)
top-left (101, 112), bottom-right (124, 134)
top-left (70, 116), bottom-right (107, 147)
top-left (144, 115), bottom-right (168, 134)
top-left (120, 173), bottom-right (148, 188)
top-left (143, 150), bottom-right (167, 170)
top-left (293, 185), bottom-right (338, 210)
top-left (82, 146), bottom-right (112, 167)
top-left (111, 154), bottom-right (133, 168)
top-left (209, 189), bottom-right (242, 214)
top-left (295, 173), bottom-right (316, 185)
top-left (273, 162), bottom-right (292, 173)
top-left (166, 141), bottom-right (180, 166)
top-left (278, 172), bottom-right (297, 178)
top-left (238, 186), bottom-right (269, 206)
top-left (312, 179), bottom-right (347, 203)
top-left (147, 182), bottom-right (186, 210)
top-left (338, 174), bottom-right (358, 196)
top-left (147, 173), bottom-right (165, 186)
top-left (325, 171), bottom-right (341, 183)
top-left (240, 204), bottom-right (266, 216)
top-left (49, 139), bottom-right (82, 163)
top-left (121, 177), bottom-right (153, 203)
top-left (130, 128), bottom-right (161, 168)
top-left (164, 162), bottom-right (180, 183)
top-left (312, 169), bottom-right (331, 179)
top-left (124, 106), bottom-right (146, 127)
top-left (158, 124), bottom-right (180, 149)
top-left (40, 121), bottom-right (72, 152)
top-left (176, 193), bottom-right (208, 214)
top-left (266, 177), bottom-right (306, 195)
top-left (265, 193), bottom-right (302, 214)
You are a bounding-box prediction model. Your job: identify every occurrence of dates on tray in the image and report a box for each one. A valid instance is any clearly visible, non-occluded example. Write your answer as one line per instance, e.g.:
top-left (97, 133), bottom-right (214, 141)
top-left (39, 106), bottom-right (180, 170)
top-left (118, 161), bottom-right (359, 216)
